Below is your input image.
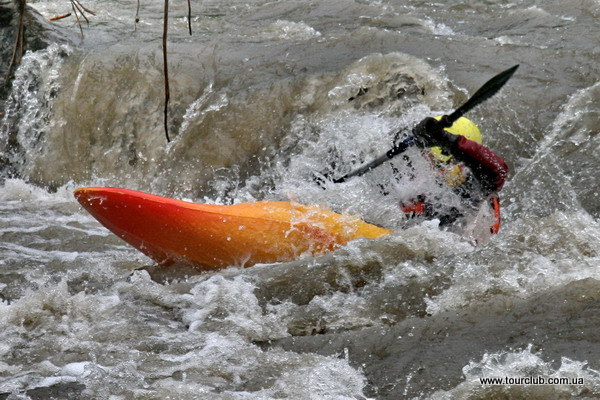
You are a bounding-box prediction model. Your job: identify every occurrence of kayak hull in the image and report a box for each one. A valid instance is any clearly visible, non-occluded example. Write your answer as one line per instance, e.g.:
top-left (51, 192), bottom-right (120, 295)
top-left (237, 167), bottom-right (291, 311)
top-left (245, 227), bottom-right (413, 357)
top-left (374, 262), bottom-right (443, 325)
top-left (74, 187), bottom-right (391, 270)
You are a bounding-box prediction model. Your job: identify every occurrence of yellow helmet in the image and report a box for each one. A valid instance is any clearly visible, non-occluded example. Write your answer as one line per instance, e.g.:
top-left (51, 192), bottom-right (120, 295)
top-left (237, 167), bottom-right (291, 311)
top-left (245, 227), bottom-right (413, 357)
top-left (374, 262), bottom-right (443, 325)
top-left (430, 116), bottom-right (482, 162)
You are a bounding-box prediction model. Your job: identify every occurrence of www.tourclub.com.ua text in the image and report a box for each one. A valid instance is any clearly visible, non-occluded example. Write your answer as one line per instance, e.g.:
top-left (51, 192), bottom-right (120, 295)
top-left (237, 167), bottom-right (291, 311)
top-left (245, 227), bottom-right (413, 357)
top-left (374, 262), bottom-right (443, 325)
top-left (480, 376), bottom-right (584, 385)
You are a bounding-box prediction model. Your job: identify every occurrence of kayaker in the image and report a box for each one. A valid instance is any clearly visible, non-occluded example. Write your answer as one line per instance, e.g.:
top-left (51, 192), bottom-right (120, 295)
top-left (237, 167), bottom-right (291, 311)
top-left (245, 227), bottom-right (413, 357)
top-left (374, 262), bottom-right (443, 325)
top-left (395, 116), bottom-right (509, 235)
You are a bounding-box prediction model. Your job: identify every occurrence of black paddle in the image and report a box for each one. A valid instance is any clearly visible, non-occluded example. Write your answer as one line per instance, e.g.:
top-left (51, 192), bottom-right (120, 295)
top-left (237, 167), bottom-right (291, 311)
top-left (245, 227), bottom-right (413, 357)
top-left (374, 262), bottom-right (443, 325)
top-left (331, 64), bottom-right (519, 184)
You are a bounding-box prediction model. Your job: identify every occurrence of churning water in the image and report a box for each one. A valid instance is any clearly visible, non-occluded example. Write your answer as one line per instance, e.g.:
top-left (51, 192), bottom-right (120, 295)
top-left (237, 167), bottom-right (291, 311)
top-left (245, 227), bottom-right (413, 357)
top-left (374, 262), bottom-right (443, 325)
top-left (1, 0), bottom-right (600, 398)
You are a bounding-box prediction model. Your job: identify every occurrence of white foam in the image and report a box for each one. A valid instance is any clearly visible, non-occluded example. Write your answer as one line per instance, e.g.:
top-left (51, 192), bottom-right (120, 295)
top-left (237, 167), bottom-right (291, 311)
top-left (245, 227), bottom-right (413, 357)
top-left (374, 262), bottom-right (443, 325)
top-left (1, 44), bottom-right (72, 180)
top-left (108, 270), bottom-right (371, 398)
top-left (422, 18), bottom-right (456, 36)
top-left (177, 83), bottom-right (230, 139)
top-left (425, 210), bottom-right (600, 315)
top-left (35, 375), bottom-right (77, 388)
top-left (0, 281), bottom-right (121, 328)
top-left (0, 179), bottom-right (77, 203)
top-left (181, 274), bottom-right (290, 341)
top-left (262, 20), bottom-right (322, 41)
top-left (61, 361), bottom-right (93, 377)
top-left (256, 357), bottom-right (370, 400)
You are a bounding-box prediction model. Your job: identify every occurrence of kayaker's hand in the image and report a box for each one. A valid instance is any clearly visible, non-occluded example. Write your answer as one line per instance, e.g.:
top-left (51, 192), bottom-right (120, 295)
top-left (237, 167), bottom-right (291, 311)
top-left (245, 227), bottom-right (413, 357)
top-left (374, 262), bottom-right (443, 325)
top-left (412, 117), bottom-right (458, 149)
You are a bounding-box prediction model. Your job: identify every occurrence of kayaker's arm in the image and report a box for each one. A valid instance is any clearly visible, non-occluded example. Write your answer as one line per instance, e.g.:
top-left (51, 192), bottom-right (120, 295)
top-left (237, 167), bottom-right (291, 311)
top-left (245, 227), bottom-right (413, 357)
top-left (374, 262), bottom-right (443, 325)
top-left (451, 136), bottom-right (509, 194)
top-left (413, 117), bottom-right (509, 195)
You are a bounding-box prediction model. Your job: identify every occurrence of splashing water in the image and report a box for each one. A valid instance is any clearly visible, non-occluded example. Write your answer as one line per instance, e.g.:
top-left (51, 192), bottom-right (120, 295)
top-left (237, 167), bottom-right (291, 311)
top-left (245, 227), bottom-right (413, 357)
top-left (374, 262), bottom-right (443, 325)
top-left (1, 0), bottom-right (599, 398)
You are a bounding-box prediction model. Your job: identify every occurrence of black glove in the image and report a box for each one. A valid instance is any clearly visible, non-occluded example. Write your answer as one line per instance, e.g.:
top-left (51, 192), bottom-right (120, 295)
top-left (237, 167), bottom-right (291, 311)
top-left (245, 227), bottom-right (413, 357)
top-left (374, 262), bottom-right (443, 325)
top-left (412, 117), bottom-right (458, 150)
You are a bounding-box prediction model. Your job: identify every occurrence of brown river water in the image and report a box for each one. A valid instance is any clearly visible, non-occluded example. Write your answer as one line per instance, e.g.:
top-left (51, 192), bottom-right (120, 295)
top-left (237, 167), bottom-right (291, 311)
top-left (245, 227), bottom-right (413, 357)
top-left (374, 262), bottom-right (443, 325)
top-left (1, 0), bottom-right (599, 398)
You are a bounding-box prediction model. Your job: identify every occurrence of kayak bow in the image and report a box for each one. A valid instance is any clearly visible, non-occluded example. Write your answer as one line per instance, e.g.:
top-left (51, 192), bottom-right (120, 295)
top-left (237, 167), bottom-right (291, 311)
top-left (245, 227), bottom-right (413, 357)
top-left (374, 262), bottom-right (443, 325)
top-left (74, 187), bottom-right (391, 270)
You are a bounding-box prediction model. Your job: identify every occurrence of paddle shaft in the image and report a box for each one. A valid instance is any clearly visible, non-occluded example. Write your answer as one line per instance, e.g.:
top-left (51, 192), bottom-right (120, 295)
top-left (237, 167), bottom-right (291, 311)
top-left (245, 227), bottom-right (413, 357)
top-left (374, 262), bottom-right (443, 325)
top-left (333, 137), bottom-right (415, 183)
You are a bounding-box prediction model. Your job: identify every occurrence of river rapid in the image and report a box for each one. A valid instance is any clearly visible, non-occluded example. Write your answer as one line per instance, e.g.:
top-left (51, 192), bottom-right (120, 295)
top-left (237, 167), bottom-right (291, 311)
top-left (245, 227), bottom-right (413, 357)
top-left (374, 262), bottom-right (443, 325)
top-left (1, 0), bottom-right (600, 399)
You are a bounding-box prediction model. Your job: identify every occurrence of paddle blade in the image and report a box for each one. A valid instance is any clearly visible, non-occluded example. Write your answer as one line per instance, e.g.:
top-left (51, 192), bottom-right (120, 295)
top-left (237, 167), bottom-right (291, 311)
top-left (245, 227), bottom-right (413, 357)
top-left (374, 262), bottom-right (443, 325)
top-left (443, 64), bottom-right (519, 127)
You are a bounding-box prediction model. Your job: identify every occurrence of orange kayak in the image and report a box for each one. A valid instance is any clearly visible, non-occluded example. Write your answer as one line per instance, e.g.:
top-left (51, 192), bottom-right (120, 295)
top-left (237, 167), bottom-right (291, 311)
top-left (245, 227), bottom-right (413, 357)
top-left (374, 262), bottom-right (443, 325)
top-left (74, 187), bottom-right (391, 270)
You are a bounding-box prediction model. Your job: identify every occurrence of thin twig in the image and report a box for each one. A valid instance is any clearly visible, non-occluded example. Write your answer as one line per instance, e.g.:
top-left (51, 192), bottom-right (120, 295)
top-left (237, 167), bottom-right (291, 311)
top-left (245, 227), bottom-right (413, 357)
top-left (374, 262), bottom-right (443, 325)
top-left (70, 0), bottom-right (84, 37)
top-left (4, 0), bottom-right (26, 86)
top-left (162, 0), bottom-right (170, 142)
top-left (134, 0), bottom-right (140, 31)
top-left (187, 0), bottom-right (192, 35)
top-left (49, 13), bottom-right (72, 21)
top-left (72, 0), bottom-right (90, 25)
top-left (65, 0), bottom-right (95, 37)
top-left (18, 18), bottom-right (24, 59)
top-left (73, 0), bottom-right (96, 16)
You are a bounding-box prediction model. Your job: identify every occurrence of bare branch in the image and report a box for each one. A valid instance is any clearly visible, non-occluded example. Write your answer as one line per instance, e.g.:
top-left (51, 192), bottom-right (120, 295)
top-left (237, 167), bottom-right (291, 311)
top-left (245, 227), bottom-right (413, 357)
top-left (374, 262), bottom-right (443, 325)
top-left (4, 0), bottom-right (26, 86)
top-left (70, 0), bottom-right (84, 37)
top-left (134, 0), bottom-right (140, 31)
top-left (49, 13), bottom-right (72, 21)
top-left (73, 0), bottom-right (96, 16)
top-left (162, 0), bottom-right (170, 142)
top-left (187, 0), bottom-right (192, 35)
top-left (72, 0), bottom-right (90, 25)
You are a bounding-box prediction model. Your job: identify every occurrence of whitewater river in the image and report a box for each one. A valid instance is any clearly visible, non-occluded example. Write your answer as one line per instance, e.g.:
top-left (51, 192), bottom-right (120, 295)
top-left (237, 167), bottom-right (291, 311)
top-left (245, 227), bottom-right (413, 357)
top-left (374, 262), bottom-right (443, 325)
top-left (1, 0), bottom-right (600, 398)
